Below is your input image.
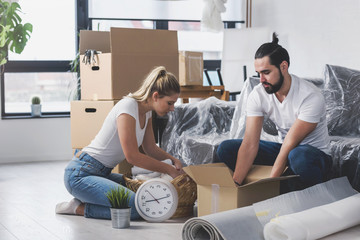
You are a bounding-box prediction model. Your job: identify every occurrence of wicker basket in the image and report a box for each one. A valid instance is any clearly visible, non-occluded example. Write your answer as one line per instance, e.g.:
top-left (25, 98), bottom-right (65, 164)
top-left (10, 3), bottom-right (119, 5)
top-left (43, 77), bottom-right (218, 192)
top-left (124, 174), bottom-right (197, 218)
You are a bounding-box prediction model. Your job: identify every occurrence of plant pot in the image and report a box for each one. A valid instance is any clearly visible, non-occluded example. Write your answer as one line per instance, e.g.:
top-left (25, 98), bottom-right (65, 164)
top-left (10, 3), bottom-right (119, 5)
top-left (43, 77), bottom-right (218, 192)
top-left (31, 104), bottom-right (42, 117)
top-left (110, 208), bottom-right (131, 229)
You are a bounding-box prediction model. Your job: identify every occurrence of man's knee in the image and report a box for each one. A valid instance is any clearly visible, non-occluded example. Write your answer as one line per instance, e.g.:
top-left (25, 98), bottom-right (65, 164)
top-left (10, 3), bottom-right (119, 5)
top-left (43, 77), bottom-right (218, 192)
top-left (288, 145), bottom-right (323, 169)
top-left (216, 139), bottom-right (242, 171)
top-left (288, 145), bottom-right (330, 186)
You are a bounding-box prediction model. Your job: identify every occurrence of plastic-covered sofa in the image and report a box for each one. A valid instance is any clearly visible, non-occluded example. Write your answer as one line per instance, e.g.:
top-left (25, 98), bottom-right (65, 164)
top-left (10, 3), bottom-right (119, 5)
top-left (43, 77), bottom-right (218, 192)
top-left (161, 64), bottom-right (360, 191)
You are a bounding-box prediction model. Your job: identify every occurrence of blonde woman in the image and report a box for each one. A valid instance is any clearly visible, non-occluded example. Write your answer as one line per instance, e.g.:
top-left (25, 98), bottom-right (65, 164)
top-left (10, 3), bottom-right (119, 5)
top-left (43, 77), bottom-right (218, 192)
top-left (56, 66), bottom-right (183, 220)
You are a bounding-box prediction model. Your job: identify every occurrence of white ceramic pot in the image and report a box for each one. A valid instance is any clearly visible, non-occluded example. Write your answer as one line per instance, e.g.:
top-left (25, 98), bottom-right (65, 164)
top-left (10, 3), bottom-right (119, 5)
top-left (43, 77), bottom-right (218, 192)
top-left (31, 104), bottom-right (42, 117)
top-left (110, 208), bottom-right (131, 229)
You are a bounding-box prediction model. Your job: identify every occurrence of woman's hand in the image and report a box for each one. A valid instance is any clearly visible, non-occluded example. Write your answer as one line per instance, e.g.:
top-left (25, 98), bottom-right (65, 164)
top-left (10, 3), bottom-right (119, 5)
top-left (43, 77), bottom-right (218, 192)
top-left (168, 167), bottom-right (185, 179)
top-left (172, 158), bottom-right (183, 171)
top-left (167, 159), bottom-right (185, 179)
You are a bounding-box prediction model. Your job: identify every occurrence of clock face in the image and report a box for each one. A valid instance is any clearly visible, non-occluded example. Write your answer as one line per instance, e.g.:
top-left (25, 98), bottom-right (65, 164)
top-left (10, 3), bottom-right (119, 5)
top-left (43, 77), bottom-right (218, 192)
top-left (135, 178), bottom-right (178, 222)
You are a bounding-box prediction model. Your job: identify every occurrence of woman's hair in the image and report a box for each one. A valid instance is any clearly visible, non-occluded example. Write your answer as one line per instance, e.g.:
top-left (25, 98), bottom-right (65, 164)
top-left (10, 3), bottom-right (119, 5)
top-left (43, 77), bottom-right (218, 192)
top-left (255, 32), bottom-right (290, 68)
top-left (128, 66), bottom-right (180, 102)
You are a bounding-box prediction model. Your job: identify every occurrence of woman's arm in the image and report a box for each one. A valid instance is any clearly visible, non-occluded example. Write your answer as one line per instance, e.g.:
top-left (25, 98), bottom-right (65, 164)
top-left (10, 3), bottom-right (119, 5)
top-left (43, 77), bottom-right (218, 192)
top-left (141, 118), bottom-right (184, 172)
top-left (117, 114), bottom-right (183, 178)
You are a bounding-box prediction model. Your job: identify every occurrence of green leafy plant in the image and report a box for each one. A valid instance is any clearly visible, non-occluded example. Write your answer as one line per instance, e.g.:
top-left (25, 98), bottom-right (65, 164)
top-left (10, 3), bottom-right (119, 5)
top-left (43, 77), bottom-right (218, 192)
top-left (0, 0), bottom-right (33, 66)
top-left (31, 96), bottom-right (41, 105)
top-left (106, 187), bottom-right (131, 209)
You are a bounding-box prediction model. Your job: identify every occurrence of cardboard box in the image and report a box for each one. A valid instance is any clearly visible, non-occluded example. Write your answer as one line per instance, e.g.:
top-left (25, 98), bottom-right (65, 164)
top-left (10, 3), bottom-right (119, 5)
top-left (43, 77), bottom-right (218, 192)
top-left (179, 51), bottom-right (203, 86)
top-left (70, 100), bottom-right (118, 149)
top-left (183, 163), bottom-right (295, 216)
top-left (79, 28), bottom-right (179, 100)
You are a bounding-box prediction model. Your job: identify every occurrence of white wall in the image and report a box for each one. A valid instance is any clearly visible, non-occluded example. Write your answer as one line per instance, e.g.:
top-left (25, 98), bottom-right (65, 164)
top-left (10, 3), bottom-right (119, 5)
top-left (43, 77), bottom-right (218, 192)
top-left (0, 114), bottom-right (72, 164)
top-left (252, 0), bottom-right (360, 78)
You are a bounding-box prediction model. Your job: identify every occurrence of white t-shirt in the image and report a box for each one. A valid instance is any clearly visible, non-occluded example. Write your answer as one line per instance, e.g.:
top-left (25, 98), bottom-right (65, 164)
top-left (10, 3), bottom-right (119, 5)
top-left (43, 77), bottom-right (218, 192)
top-left (82, 97), bottom-right (152, 168)
top-left (246, 74), bottom-right (330, 155)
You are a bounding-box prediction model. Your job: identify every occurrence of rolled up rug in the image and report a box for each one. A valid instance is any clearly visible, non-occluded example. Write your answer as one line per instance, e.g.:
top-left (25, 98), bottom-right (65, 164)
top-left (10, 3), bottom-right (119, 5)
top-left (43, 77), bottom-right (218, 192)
top-left (263, 193), bottom-right (360, 240)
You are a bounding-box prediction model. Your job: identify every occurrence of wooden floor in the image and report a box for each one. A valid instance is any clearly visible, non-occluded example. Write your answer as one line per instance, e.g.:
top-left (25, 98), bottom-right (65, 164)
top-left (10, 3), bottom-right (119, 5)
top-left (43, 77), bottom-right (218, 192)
top-left (0, 161), bottom-right (188, 240)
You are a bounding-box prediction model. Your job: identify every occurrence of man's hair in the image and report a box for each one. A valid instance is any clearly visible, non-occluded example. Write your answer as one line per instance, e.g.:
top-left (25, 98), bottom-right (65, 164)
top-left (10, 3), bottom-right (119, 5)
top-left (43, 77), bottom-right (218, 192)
top-left (255, 32), bottom-right (290, 68)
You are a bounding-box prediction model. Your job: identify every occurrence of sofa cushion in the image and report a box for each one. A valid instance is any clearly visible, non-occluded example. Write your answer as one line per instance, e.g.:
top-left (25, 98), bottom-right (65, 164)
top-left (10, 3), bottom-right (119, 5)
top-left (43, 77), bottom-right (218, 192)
top-left (322, 64), bottom-right (360, 136)
top-left (329, 136), bottom-right (360, 191)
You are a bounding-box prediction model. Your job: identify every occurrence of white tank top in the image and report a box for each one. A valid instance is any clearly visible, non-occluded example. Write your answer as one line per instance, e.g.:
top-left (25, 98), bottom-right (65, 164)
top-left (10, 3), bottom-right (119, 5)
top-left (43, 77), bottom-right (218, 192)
top-left (82, 97), bottom-right (152, 168)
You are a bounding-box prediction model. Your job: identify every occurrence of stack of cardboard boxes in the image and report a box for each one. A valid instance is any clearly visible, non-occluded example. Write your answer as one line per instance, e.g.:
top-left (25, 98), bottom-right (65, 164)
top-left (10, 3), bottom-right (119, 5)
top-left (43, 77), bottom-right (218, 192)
top-left (70, 27), bottom-right (179, 174)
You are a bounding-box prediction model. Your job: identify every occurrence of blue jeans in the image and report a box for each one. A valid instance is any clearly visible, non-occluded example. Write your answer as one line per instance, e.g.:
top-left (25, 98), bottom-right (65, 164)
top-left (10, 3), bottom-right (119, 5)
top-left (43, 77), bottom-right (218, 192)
top-left (64, 150), bottom-right (140, 220)
top-left (216, 139), bottom-right (332, 192)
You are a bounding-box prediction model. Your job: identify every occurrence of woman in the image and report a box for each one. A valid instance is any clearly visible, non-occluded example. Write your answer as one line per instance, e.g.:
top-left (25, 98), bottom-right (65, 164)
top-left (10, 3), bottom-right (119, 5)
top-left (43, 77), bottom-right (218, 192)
top-left (56, 66), bottom-right (184, 220)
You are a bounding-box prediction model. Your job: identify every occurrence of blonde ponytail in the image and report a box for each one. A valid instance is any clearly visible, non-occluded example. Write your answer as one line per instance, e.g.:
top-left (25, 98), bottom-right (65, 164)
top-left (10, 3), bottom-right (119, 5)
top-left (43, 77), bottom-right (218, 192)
top-left (128, 66), bottom-right (180, 102)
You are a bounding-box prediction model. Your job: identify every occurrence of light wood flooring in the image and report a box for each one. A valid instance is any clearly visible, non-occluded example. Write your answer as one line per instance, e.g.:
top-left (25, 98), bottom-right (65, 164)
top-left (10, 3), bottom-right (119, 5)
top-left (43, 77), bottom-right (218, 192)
top-left (0, 161), bottom-right (188, 240)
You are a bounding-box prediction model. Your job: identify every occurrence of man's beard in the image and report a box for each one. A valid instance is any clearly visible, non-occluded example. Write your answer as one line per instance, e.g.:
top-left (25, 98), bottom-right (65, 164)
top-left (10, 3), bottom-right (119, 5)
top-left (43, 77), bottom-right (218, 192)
top-left (262, 70), bottom-right (284, 94)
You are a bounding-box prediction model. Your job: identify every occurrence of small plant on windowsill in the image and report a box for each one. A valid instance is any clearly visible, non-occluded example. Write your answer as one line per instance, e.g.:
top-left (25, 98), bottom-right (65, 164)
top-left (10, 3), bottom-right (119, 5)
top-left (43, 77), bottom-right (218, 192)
top-left (106, 186), bottom-right (131, 229)
top-left (30, 95), bottom-right (41, 117)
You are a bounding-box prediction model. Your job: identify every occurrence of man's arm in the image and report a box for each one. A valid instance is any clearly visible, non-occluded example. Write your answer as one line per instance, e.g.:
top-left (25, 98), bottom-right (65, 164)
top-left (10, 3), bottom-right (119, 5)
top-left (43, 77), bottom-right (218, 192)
top-left (233, 116), bottom-right (264, 184)
top-left (270, 119), bottom-right (317, 177)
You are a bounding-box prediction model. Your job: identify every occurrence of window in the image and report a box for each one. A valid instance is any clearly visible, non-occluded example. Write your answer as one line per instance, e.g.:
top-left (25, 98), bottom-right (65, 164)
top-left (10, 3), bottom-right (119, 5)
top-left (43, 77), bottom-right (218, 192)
top-left (1, 0), bottom-right (76, 118)
top-left (1, 0), bottom-right (245, 118)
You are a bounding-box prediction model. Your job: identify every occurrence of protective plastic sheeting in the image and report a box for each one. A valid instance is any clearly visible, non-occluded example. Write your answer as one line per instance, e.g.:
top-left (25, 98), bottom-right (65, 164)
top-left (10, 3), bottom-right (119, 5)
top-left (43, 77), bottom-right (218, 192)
top-left (161, 97), bottom-right (236, 166)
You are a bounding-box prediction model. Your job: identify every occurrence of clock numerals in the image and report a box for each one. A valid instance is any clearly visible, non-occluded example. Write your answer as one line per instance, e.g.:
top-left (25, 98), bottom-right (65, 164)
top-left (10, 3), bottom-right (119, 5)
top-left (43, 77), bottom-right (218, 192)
top-left (135, 179), bottom-right (178, 222)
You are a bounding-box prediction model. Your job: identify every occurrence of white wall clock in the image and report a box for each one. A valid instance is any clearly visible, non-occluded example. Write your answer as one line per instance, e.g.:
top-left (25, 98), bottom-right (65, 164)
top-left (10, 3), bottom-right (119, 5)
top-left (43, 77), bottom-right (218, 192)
top-left (135, 178), bottom-right (178, 222)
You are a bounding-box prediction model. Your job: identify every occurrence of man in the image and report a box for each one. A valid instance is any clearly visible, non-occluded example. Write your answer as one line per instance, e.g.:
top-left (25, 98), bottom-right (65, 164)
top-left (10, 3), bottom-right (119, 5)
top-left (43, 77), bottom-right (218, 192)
top-left (216, 33), bottom-right (332, 191)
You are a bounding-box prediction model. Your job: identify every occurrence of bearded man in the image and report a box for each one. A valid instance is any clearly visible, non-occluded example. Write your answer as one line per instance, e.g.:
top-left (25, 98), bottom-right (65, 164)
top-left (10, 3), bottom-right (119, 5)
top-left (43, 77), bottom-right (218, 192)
top-left (216, 33), bottom-right (332, 192)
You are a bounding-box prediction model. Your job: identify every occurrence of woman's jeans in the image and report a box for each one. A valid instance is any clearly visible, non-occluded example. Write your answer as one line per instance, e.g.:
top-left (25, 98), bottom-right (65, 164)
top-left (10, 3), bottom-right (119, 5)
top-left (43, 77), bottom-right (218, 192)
top-left (216, 139), bottom-right (333, 192)
top-left (64, 150), bottom-right (140, 220)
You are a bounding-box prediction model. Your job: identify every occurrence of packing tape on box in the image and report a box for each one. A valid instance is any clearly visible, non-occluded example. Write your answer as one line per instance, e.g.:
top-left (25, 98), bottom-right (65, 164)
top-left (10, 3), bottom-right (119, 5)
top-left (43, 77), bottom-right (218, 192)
top-left (211, 184), bottom-right (220, 214)
top-left (182, 177), bottom-right (359, 240)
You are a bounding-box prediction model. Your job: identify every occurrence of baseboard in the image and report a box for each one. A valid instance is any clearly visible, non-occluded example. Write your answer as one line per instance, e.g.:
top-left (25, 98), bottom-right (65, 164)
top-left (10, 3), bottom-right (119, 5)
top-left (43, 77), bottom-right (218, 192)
top-left (0, 152), bottom-right (72, 164)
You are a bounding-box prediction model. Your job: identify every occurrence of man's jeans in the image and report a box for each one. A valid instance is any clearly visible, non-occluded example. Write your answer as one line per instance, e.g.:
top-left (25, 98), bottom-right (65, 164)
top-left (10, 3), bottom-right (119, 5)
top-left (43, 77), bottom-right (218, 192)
top-left (64, 150), bottom-right (140, 220)
top-left (216, 139), bottom-right (332, 192)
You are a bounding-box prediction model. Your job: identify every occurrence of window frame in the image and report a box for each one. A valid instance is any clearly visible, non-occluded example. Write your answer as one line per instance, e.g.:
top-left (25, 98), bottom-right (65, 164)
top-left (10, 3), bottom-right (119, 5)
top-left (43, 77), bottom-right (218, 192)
top-left (0, 0), bottom-right (243, 119)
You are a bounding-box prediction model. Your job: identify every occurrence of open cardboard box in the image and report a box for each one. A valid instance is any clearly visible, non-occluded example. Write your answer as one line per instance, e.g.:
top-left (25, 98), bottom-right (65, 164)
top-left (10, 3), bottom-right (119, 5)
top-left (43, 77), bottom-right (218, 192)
top-left (79, 27), bottom-right (179, 100)
top-left (183, 163), bottom-right (297, 216)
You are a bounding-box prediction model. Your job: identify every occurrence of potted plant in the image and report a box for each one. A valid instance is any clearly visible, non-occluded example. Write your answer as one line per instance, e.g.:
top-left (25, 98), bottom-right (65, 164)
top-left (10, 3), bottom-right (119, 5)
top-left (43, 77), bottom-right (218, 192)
top-left (31, 95), bottom-right (41, 117)
top-left (0, 0), bottom-right (33, 68)
top-left (105, 186), bottom-right (131, 229)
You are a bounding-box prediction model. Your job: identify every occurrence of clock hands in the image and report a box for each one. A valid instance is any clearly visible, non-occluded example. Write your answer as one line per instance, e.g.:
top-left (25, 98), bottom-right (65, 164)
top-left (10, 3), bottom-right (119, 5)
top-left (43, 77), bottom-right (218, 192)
top-left (145, 190), bottom-right (160, 203)
top-left (145, 195), bottom-right (170, 203)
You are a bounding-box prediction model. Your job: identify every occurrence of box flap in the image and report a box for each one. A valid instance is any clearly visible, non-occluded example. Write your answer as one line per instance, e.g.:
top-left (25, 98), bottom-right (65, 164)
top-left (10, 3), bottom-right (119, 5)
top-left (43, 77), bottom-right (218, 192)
top-left (183, 163), bottom-right (236, 187)
top-left (241, 174), bottom-right (299, 187)
top-left (110, 27), bottom-right (178, 55)
top-left (79, 30), bottom-right (111, 54)
top-left (243, 165), bottom-right (272, 184)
